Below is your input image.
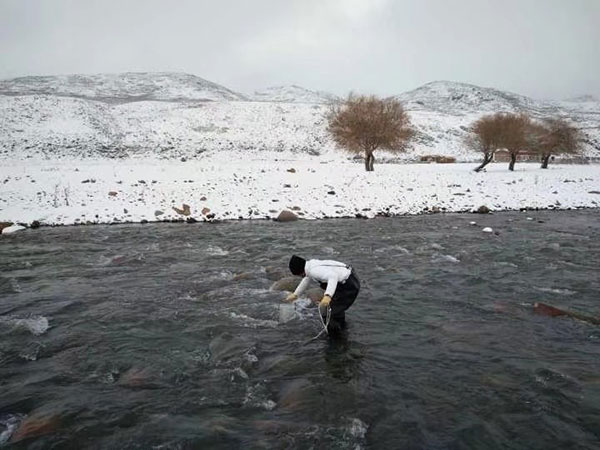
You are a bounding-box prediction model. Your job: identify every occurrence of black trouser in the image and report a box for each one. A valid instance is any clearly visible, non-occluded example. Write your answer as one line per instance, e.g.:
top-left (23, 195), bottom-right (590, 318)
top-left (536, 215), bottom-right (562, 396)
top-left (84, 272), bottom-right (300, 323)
top-left (320, 270), bottom-right (360, 330)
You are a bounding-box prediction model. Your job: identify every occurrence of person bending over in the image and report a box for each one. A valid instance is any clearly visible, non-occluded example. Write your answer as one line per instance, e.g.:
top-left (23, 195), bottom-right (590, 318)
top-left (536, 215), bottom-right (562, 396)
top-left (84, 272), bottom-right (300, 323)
top-left (285, 255), bottom-right (360, 335)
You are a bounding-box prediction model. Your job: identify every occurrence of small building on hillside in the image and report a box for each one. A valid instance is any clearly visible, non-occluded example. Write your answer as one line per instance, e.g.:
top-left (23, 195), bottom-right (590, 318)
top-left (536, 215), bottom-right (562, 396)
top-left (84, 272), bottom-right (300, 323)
top-left (494, 149), bottom-right (540, 162)
top-left (420, 155), bottom-right (457, 163)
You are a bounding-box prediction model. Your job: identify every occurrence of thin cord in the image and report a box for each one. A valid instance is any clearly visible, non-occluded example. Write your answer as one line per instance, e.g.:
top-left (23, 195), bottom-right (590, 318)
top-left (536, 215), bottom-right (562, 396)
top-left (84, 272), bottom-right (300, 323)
top-left (304, 305), bottom-right (331, 344)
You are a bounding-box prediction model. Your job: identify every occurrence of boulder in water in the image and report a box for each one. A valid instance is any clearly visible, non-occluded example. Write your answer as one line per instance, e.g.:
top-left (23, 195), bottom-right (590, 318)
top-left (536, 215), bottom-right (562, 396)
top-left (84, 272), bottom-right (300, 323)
top-left (1, 224), bottom-right (26, 235)
top-left (270, 277), bottom-right (300, 292)
top-left (533, 302), bottom-right (600, 325)
top-left (305, 287), bottom-right (324, 304)
top-left (232, 272), bottom-right (254, 281)
top-left (264, 266), bottom-right (288, 281)
top-left (0, 222), bottom-right (14, 232)
top-left (275, 210), bottom-right (298, 222)
top-left (476, 205), bottom-right (490, 214)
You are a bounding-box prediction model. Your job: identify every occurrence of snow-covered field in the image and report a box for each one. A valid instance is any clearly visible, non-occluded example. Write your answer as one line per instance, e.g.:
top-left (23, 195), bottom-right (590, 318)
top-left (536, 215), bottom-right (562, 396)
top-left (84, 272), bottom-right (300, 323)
top-left (1, 156), bottom-right (598, 227)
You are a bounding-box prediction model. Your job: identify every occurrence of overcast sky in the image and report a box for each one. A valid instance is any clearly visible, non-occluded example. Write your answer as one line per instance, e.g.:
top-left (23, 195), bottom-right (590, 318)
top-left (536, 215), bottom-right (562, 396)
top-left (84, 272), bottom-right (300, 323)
top-left (1, 0), bottom-right (599, 99)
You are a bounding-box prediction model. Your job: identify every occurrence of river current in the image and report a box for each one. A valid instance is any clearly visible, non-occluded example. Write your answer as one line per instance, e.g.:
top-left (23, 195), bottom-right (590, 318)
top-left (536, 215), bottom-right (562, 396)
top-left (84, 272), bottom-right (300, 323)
top-left (1, 210), bottom-right (599, 449)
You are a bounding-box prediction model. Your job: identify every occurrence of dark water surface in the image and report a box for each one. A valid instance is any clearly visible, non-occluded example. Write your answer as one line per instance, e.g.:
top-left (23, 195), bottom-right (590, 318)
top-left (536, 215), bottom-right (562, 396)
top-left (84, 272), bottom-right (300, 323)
top-left (1, 211), bottom-right (599, 449)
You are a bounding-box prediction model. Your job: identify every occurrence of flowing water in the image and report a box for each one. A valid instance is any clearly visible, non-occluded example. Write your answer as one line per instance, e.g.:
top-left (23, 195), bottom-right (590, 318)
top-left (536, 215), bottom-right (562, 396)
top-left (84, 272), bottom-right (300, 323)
top-left (1, 210), bottom-right (599, 449)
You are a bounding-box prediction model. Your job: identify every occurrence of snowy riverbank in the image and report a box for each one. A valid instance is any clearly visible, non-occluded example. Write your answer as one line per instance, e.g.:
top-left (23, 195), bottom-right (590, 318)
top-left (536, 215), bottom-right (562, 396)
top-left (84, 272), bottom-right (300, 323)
top-left (1, 156), bottom-right (599, 227)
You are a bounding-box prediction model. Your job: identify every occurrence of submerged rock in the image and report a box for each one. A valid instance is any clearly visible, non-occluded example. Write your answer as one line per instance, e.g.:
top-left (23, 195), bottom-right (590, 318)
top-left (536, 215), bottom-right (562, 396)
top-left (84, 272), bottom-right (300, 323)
top-left (533, 302), bottom-right (600, 325)
top-left (277, 378), bottom-right (315, 412)
top-left (264, 266), bottom-right (288, 281)
top-left (270, 277), bottom-right (300, 292)
top-left (118, 367), bottom-right (157, 388)
top-left (305, 287), bottom-right (324, 303)
top-left (278, 304), bottom-right (296, 323)
top-left (9, 412), bottom-right (61, 443)
top-left (232, 272), bottom-right (254, 281)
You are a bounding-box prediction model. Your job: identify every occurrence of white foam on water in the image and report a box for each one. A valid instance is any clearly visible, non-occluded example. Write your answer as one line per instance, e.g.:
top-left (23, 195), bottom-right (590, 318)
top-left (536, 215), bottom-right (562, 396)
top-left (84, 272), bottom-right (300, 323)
top-left (278, 304), bottom-right (296, 323)
top-left (243, 351), bottom-right (259, 365)
top-left (0, 315), bottom-right (50, 336)
top-left (9, 278), bottom-right (22, 293)
top-left (230, 367), bottom-right (249, 382)
top-left (347, 418), bottom-right (369, 439)
top-left (432, 253), bottom-right (460, 264)
top-left (533, 287), bottom-right (577, 296)
top-left (178, 292), bottom-right (196, 302)
top-left (18, 343), bottom-right (43, 361)
top-left (0, 414), bottom-right (26, 445)
top-left (288, 298), bottom-right (315, 322)
top-left (206, 245), bottom-right (229, 256)
top-left (243, 383), bottom-right (277, 411)
top-left (374, 245), bottom-right (410, 255)
top-left (229, 312), bottom-right (278, 328)
top-left (496, 261), bottom-right (518, 268)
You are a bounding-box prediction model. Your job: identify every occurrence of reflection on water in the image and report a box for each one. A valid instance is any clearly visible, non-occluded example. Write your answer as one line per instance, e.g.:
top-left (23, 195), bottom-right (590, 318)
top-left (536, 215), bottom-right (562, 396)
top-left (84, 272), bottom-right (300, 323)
top-left (1, 210), bottom-right (599, 448)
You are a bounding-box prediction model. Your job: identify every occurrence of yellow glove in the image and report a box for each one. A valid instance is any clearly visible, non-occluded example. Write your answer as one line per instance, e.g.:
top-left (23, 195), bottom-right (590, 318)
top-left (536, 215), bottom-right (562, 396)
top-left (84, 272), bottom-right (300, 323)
top-left (285, 293), bottom-right (298, 302)
top-left (319, 295), bottom-right (332, 309)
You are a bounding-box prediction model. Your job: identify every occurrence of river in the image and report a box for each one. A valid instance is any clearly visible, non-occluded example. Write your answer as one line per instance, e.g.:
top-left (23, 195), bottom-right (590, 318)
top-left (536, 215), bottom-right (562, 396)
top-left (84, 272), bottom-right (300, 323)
top-left (1, 210), bottom-right (599, 449)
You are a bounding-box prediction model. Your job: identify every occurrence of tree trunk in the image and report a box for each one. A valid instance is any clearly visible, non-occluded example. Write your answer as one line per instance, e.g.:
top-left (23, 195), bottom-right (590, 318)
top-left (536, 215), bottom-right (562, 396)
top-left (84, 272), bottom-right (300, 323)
top-left (508, 153), bottom-right (516, 171)
top-left (541, 154), bottom-right (551, 169)
top-left (365, 152), bottom-right (375, 172)
top-left (474, 152), bottom-right (493, 172)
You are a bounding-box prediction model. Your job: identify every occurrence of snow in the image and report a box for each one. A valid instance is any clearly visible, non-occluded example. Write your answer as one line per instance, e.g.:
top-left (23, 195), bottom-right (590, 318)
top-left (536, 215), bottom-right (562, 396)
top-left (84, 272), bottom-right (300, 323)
top-left (0, 72), bottom-right (247, 102)
top-left (0, 73), bottom-right (599, 227)
top-left (0, 157), bottom-right (598, 226)
top-left (1, 74), bottom-right (599, 162)
top-left (1, 224), bottom-right (26, 234)
top-left (250, 85), bottom-right (337, 104)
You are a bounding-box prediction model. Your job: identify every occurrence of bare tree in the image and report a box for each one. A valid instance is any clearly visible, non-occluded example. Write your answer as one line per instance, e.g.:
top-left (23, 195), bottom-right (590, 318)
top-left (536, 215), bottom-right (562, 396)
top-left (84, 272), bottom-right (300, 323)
top-left (536, 118), bottom-right (582, 168)
top-left (327, 94), bottom-right (413, 171)
top-left (469, 113), bottom-right (504, 172)
top-left (496, 113), bottom-right (532, 171)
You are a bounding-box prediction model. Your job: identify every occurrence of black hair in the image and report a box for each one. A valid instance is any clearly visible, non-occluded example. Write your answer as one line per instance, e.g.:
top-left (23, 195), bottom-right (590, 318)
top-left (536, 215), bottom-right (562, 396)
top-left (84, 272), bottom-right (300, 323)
top-left (289, 255), bottom-right (306, 275)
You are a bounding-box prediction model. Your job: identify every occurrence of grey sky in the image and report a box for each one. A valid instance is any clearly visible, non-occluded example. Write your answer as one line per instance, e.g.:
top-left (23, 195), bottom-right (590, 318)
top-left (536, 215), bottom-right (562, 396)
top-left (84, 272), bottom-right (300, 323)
top-left (1, 0), bottom-right (599, 99)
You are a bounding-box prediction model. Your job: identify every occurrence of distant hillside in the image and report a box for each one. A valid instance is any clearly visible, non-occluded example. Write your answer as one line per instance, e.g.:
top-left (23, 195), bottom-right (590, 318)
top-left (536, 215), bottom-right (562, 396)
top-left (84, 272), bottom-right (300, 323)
top-left (397, 80), bottom-right (549, 114)
top-left (0, 73), bottom-right (598, 161)
top-left (250, 85), bottom-right (337, 104)
top-left (0, 72), bottom-right (247, 102)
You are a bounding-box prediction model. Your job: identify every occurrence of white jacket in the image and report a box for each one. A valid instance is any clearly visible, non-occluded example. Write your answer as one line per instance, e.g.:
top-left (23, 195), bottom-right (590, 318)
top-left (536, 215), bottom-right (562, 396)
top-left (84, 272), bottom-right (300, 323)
top-left (293, 259), bottom-right (351, 298)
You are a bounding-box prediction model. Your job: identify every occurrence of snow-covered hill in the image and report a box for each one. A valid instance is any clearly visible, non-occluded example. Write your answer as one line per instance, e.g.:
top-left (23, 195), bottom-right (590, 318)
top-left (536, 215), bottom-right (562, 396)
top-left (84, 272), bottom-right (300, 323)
top-left (0, 73), bottom-right (598, 161)
top-left (0, 72), bottom-right (247, 102)
top-left (392, 81), bottom-right (600, 159)
top-left (397, 80), bottom-right (543, 114)
top-left (250, 85), bottom-right (337, 104)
